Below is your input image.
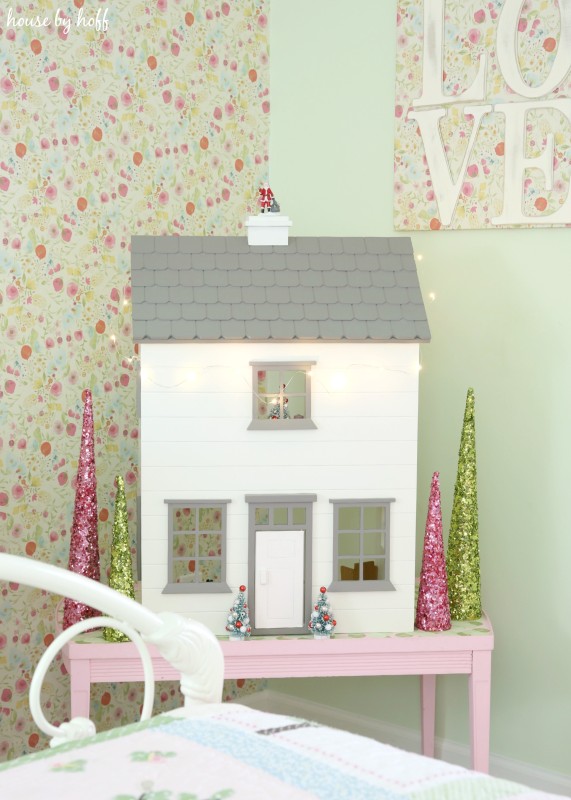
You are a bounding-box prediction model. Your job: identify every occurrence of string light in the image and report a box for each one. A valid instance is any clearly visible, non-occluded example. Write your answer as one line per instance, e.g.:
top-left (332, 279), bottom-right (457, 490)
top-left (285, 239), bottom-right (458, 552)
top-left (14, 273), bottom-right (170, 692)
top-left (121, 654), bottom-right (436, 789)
top-left (107, 315), bottom-right (428, 397)
top-left (142, 361), bottom-right (422, 392)
top-left (144, 376), bottom-right (188, 389)
top-left (428, 292), bottom-right (436, 301)
top-left (329, 372), bottom-right (347, 391)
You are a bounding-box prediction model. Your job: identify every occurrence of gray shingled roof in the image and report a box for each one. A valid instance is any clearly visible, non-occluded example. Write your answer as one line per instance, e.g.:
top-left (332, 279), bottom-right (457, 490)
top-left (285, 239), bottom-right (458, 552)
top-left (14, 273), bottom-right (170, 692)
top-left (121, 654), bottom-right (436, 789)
top-left (131, 236), bottom-right (430, 342)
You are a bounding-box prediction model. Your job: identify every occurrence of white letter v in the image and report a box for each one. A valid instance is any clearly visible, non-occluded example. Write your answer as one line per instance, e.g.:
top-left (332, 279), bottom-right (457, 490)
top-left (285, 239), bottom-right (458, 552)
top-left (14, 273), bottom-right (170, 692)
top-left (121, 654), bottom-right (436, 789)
top-left (408, 105), bottom-right (491, 226)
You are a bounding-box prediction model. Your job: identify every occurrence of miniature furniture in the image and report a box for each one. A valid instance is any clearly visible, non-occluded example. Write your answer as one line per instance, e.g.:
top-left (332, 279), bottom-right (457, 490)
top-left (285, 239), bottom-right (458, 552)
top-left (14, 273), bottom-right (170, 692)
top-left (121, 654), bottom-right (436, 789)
top-left (0, 554), bottom-right (223, 747)
top-left (62, 614), bottom-right (495, 773)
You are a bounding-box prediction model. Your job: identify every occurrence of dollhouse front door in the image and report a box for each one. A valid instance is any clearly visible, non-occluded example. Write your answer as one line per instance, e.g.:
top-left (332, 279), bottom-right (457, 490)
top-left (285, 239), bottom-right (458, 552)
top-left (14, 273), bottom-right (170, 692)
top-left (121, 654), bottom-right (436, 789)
top-left (254, 529), bottom-right (305, 631)
top-left (246, 495), bottom-right (316, 636)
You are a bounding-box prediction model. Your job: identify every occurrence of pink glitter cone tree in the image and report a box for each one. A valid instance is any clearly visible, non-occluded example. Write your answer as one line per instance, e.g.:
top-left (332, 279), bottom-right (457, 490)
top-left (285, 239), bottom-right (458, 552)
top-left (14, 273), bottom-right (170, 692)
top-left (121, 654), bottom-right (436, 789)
top-left (63, 389), bottom-right (101, 629)
top-left (415, 471), bottom-right (451, 631)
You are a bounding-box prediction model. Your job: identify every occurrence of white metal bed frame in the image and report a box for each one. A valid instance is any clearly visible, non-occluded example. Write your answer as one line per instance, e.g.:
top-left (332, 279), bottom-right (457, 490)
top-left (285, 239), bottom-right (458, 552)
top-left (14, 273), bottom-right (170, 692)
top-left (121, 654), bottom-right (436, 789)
top-left (0, 554), bottom-right (224, 747)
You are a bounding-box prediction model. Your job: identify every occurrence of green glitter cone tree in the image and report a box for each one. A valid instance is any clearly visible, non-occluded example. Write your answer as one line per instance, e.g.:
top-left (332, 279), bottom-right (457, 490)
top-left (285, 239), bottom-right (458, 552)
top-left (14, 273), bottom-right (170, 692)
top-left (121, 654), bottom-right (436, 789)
top-left (446, 388), bottom-right (482, 620)
top-left (103, 475), bottom-right (136, 642)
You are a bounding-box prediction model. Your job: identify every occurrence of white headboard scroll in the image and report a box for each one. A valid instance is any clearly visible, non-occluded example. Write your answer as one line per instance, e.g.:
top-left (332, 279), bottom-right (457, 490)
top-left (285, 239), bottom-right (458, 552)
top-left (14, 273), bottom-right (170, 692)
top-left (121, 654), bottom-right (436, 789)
top-left (0, 555), bottom-right (224, 746)
top-left (31, 615), bottom-right (155, 747)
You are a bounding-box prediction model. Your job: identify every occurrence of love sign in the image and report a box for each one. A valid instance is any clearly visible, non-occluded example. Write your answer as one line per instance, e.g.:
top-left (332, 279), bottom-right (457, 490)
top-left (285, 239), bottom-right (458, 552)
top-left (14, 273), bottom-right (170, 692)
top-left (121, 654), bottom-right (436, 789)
top-left (394, 0), bottom-right (571, 229)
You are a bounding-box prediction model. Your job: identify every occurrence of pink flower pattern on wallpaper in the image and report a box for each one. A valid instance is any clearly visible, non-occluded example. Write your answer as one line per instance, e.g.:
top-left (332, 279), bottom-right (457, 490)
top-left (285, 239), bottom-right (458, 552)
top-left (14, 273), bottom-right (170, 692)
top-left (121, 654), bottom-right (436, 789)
top-left (0, 0), bottom-right (268, 760)
top-left (394, 0), bottom-right (571, 229)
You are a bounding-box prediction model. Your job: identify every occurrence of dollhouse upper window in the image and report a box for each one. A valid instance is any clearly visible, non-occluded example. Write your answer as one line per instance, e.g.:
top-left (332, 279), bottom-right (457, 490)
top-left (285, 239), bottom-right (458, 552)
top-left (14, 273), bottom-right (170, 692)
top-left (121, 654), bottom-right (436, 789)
top-left (248, 362), bottom-right (317, 430)
top-left (329, 499), bottom-right (396, 592)
top-left (163, 500), bottom-right (231, 594)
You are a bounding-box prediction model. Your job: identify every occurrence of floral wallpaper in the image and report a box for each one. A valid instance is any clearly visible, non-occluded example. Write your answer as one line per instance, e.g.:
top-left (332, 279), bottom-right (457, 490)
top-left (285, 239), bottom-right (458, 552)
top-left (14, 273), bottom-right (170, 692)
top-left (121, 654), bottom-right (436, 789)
top-left (394, 0), bottom-right (571, 229)
top-left (0, 0), bottom-right (268, 760)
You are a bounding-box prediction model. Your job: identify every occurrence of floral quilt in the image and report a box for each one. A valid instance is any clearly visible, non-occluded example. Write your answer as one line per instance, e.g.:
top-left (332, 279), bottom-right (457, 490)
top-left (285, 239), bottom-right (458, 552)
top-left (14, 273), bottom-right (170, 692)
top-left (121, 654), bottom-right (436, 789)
top-left (0, 704), bottom-right (565, 799)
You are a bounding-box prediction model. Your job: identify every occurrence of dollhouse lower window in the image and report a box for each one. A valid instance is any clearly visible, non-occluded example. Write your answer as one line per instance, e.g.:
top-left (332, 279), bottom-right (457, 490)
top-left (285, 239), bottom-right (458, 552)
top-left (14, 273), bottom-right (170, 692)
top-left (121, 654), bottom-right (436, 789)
top-left (329, 499), bottom-right (395, 592)
top-left (163, 500), bottom-right (231, 594)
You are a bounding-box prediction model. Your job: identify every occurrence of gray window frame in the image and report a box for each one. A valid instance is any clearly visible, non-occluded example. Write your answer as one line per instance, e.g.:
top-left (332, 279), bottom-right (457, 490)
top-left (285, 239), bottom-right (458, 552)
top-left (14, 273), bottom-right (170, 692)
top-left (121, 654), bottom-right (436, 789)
top-left (247, 361), bottom-right (317, 430)
top-left (163, 499), bottom-right (232, 594)
top-left (329, 499), bottom-right (396, 592)
top-left (245, 494), bottom-right (316, 635)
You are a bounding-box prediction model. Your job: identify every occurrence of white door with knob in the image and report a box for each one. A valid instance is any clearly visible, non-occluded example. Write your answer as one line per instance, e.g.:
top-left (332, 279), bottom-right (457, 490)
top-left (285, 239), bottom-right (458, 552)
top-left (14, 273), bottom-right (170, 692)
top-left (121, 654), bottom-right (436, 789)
top-left (254, 529), bottom-right (305, 630)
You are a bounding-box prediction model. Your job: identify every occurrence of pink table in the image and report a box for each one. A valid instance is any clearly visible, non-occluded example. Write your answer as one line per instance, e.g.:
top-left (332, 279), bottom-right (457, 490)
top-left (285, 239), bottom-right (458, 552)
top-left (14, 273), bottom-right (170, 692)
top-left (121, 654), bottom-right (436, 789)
top-left (62, 614), bottom-right (494, 772)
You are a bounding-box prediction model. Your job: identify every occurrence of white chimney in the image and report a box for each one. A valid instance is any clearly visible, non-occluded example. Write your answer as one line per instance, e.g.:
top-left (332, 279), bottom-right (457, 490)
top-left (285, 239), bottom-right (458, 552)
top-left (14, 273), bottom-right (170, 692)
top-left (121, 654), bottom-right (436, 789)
top-left (246, 213), bottom-right (292, 246)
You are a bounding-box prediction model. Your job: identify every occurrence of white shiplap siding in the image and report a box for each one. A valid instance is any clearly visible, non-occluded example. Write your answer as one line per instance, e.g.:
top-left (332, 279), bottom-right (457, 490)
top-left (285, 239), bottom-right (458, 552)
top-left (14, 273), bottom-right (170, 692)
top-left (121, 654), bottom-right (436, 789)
top-left (140, 340), bottom-right (420, 633)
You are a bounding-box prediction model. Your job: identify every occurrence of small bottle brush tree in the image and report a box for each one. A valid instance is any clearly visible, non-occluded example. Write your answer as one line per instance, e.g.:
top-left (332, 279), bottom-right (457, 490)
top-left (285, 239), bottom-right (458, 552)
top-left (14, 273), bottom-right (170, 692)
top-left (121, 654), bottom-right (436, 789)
top-left (308, 586), bottom-right (336, 637)
top-left (225, 585), bottom-right (251, 639)
top-left (268, 383), bottom-right (289, 420)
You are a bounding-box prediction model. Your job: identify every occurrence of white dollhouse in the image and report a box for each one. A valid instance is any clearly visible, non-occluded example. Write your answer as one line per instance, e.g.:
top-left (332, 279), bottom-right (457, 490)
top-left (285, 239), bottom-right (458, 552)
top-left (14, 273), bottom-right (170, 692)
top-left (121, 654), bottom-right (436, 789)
top-left (131, 222), bottom-right (429, 634)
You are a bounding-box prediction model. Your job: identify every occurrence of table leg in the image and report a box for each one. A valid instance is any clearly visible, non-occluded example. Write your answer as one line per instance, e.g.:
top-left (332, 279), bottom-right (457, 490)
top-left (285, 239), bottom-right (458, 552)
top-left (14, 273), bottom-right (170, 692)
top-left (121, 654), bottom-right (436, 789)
top-left (420, 674), bottom-right (436, 758)
top-left (469, 650), bottom-right (492, 773)
top-left (69, 660), bottom-right (91, 720)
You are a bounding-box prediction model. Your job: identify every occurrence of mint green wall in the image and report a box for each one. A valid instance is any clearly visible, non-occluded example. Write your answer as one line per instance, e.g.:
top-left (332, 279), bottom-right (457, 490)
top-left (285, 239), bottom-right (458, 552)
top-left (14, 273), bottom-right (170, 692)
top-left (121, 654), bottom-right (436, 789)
top-left (270, 0), bottom-right (571, 776)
